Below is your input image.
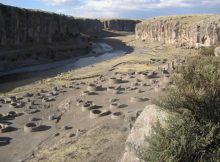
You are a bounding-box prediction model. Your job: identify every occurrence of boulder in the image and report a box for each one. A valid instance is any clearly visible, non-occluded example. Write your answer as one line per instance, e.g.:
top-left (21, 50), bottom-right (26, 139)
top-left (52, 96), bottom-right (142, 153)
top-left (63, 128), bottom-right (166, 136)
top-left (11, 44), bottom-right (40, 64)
top-left (120, 105), bottom-right (170, 162)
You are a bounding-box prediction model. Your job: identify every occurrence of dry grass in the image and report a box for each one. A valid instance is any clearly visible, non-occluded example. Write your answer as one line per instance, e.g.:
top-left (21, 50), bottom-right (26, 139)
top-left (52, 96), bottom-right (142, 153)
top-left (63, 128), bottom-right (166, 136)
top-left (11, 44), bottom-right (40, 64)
top-left (30, 126), bottom-right (126, 162)
top-left (142, 14), bottom-right (218, 26)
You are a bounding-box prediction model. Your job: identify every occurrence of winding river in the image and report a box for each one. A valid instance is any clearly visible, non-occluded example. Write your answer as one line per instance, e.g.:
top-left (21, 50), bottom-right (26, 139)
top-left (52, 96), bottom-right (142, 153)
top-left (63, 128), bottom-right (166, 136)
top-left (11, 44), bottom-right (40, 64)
top-left (0, 43), bottom-right (127, 91)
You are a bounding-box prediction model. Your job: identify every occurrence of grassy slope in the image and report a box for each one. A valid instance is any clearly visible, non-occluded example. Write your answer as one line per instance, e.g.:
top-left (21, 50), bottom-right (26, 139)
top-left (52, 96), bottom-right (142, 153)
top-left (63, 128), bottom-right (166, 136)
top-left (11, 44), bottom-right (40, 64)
top-left (141, 14), bottom-right (219, 26)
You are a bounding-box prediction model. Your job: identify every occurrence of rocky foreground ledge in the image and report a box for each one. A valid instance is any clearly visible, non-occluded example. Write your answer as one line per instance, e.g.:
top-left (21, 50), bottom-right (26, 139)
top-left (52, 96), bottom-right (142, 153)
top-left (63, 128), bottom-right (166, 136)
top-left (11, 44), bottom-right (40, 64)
top-left (136, 15), bottom-right (220, 48)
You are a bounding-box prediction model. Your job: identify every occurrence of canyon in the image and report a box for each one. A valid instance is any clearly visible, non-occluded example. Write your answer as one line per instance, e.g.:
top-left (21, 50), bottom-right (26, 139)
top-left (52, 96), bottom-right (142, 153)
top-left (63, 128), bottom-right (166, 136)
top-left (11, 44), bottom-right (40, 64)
top-left (0, 3), bottom-right (140, 72)
top-left (0, 3), bottom-right (220, 162)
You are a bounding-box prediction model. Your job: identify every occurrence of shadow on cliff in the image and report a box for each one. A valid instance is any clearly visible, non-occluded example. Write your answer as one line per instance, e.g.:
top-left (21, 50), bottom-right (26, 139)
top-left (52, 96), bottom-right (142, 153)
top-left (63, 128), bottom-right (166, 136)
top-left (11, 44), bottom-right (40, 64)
top-left (0, 35), bottom-right (134, 93)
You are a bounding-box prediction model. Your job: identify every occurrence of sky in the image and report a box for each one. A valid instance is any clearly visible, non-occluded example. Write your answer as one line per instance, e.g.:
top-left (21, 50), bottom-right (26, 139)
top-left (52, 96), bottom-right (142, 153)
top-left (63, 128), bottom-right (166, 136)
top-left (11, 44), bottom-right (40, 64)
top-left (0, 0), bottom-right (220, 19)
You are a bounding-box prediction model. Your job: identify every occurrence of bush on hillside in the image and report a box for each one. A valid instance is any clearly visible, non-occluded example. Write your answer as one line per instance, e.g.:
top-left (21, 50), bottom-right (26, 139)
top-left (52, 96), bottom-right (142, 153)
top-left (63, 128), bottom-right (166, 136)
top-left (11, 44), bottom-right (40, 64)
top-left (138, 56), bottom-right (220, 162)
top-left (160, 56), bottom-right (220, 122)
top-left (138, 114), bottom-right (220, 162)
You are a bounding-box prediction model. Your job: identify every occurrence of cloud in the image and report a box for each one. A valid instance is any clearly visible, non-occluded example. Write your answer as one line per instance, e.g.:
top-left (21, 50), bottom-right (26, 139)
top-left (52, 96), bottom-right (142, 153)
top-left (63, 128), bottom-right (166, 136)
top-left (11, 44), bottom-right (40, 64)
top-left (43, 0), bottom-right (80, 5)
top-left (44, 0), bottom-right (220, 8)
top-left (44, 0), bottom-right (220, 18)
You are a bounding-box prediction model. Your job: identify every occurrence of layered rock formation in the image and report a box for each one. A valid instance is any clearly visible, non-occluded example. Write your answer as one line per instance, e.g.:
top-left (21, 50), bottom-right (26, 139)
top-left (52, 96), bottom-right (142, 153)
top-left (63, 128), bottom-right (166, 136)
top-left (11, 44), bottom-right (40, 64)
top-left (102, 19), bottom-right (141, 32)
top-left (136, 15), bottom-right (220, 48)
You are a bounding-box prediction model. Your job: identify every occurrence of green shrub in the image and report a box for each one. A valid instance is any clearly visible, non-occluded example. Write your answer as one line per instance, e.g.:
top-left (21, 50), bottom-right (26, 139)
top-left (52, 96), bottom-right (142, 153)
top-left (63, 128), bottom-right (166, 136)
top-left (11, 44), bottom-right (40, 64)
top-left (160, 56), bottom-right (220, 122)
top-left (139, 56), bottom-right (220, 162)
top-left (138, 115), bottom-right (220, 162)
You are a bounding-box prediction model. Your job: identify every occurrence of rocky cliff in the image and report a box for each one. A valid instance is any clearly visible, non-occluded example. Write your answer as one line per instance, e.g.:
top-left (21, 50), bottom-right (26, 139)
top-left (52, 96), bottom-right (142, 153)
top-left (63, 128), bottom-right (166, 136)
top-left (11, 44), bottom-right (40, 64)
top-left (136, 15), bottom-right (220, 48)
top-left (0, 3), bottom-right (140, 72)
top-left (75, 18), bottom-right (102, 35)
top-left (102, 19), bottom-right (141, 32)
top-left (0, 3), bottom-right (92, 71)
top-left (0, 4), bottom-right (88, 48)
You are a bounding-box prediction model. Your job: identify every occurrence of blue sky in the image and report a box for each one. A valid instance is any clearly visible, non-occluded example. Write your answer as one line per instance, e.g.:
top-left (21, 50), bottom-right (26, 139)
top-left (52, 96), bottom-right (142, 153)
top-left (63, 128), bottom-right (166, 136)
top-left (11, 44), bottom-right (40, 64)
top-left (0, 0), bottom-right (220, 19)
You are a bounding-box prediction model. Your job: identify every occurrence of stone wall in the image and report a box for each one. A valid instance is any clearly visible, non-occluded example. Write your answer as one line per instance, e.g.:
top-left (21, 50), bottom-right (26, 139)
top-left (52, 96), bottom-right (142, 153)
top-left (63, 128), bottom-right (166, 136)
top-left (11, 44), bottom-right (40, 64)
top-left (135, 15), bottom-right (220, 48)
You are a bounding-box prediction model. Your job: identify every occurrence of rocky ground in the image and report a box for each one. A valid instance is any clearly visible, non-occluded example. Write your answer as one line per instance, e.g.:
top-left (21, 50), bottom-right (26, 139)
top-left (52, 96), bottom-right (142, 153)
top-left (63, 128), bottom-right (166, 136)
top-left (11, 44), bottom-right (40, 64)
top-left (0, 32), bottom-right (198, 162)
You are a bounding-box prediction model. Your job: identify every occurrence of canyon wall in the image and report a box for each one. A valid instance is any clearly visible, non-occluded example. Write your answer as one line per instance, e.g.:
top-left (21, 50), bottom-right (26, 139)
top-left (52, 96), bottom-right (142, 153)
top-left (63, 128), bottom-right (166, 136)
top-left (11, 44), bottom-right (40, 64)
top-left (0, 4), bottom-right (88, 48)
top-left (0, 3), bottom-right (93, 71)
top-left (102, 19), bottom-right (141, 32)
top-left (0, 3), bottom-right (139, 72)
top-left (136, 15), bottom-right (220, 48)
top-left (75, 18), bottom-right (102, 35)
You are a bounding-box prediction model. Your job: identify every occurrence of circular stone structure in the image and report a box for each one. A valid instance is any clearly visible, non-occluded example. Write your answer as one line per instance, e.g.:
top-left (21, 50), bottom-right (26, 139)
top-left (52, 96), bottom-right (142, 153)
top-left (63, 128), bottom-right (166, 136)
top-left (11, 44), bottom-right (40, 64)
top-left (87, 84), bottom-right (97, 91)
top-left (81, 103), bottom-right (91, 111)
top-left (90, 109), bottom-right (102, 119)
top-left (110, 103), bottom-right (118, 109)
top-left (24, 122), bottom-right (37, 133)
top-left (0, 124), bottom-right (10, 133)
top-left (130, 97), bottom-right (143, 103)
top-left (111, 112), bottom-right (123, 119)
top-left (135, 89), bottom-right (142, 93)
top-left (81, 91), bottom-right (90, 96)
top-left (112, 90), bottom-right (120, 94)
top-left (109, 78), bottom-right (122, 84)
top-left (140, 74), bottom-right (148, 80)
top-left (147, 72), bottom-right (155, 79)
top-left (7, 111), bottom-right (17, 117)
top-left (107, 86), bottom-right (115, 92)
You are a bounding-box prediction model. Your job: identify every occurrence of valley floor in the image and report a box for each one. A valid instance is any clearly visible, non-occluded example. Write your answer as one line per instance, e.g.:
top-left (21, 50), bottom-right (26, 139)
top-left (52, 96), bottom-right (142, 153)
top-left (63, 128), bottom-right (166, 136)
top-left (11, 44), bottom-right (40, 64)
top-left (0, 32), bottom-right (199, 162)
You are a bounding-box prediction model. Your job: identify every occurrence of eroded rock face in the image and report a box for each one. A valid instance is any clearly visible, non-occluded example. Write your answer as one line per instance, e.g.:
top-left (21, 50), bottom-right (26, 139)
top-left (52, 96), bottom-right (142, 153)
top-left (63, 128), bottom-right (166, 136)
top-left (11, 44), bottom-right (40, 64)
top-left (120, 105), bottom-right (170, 162)
top-left (136, 15), bottom-right (220, 48)
top-left (102, 19), bottom-right (141, 32)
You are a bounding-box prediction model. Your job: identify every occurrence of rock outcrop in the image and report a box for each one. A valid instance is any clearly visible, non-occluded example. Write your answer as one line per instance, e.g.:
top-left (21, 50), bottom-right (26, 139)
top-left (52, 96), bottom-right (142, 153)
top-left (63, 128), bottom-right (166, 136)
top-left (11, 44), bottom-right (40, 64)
top-left (102, 19), bottom-right (141, 32)
top-left (120, 105), bottom-right (170, 162)
top-left (136, 15), bottom-right (220, 48)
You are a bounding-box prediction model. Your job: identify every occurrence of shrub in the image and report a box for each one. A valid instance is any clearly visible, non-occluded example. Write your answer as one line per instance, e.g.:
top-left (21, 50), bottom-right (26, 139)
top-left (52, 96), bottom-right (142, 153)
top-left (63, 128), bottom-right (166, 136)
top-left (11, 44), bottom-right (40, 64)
top-left (138, 115), bottom-right (220, 162)
top-left (159, 56), bottom-right (220, 122)
top-left (139, 56), bottom-right (220, 162)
